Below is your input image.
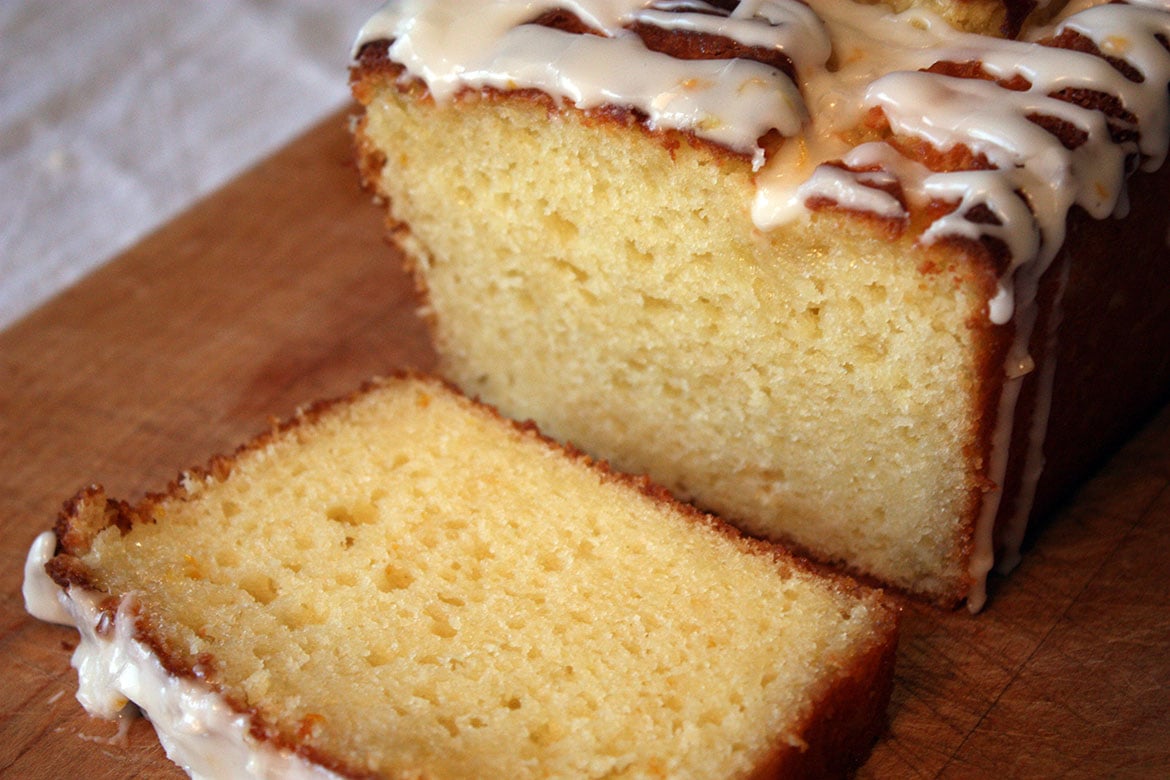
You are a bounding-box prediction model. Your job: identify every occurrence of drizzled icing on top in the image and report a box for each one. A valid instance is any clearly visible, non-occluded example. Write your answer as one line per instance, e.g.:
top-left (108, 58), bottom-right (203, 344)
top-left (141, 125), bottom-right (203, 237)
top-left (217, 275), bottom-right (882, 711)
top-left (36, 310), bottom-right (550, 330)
top-left (360, 1), bottom-right (826, 169)
top-left (357, 0), bottom-right (1170, 316)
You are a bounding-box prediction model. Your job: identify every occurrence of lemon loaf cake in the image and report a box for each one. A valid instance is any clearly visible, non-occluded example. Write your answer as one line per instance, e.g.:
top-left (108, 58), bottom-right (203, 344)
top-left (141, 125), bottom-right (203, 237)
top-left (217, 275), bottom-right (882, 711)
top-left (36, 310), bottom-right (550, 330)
top-left (24, 374), bottom-right (899, 779)
top-left (350, 0), bottom-right (1170, 609)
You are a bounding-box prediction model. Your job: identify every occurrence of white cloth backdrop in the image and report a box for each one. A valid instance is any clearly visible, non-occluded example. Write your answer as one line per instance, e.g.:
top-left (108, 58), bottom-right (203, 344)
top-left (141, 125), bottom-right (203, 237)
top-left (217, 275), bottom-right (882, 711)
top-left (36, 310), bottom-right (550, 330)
top-left (0, 1), bottom-right (378, 330)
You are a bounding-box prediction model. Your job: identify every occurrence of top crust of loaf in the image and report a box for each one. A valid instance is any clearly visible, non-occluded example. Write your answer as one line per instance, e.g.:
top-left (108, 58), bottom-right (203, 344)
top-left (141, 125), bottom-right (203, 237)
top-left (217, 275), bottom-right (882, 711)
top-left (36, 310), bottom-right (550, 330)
top-left (352, 1), bottom-right (1170, 278)
top-left (352, 38), bottom-right (1020, 279)
top-left (349, 27), bottom-right (1120, 278)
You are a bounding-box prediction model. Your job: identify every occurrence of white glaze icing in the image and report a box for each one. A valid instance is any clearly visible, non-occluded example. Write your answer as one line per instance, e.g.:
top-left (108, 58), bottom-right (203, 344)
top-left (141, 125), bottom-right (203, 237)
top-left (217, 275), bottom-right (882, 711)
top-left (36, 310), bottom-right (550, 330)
top-left (997, 255), bottom-right (1071, 576)
top-left (358, 0), bottom-right (823, 169)
top-left (353, 0), bottom-right (1170, 607)
top-left (357, 0), bottom-right (1169, 256)
top-left (23, 530), bottom-right (73, 625)
top-left (22, 531), bottom-right (342, 780)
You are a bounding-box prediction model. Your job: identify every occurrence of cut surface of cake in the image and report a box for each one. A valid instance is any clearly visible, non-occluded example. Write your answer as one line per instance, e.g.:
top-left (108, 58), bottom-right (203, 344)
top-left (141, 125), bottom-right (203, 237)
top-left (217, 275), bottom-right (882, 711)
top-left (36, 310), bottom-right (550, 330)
top-left (350, 0), bottom-right (1170, 609)
top-left (24, 374), bottom-right (899, 779)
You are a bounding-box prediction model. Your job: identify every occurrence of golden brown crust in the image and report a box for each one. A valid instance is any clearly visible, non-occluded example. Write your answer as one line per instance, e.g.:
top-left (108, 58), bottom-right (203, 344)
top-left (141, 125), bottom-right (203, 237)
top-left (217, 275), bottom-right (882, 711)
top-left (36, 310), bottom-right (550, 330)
top-left (52, 485), bottom-right (136, 556)
top-left (625, 19), bottom-right (796, 78)
top-left (520, 6), bottom-right (800, 78)
top-left (245, 709), bottom-right (382, 780)
top-left (752, 605), bottom-right (899, 779)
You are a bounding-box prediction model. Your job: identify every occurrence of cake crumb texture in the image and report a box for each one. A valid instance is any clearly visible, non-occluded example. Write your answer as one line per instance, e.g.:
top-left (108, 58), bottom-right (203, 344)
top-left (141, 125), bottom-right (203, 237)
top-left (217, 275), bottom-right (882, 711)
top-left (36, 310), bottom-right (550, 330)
top-left (50, 375), bottom-right (898, 779)
top-left (354, 79), bottom-right (997, 604)
top-left (349, 0), bottom-right (1170, 607)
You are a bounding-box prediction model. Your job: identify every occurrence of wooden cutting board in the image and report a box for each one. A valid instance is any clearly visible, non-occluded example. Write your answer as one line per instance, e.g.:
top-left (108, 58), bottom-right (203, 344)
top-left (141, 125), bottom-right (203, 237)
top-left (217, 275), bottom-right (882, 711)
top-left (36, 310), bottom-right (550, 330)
top-left (2, 109), bottom-right (1167, 779)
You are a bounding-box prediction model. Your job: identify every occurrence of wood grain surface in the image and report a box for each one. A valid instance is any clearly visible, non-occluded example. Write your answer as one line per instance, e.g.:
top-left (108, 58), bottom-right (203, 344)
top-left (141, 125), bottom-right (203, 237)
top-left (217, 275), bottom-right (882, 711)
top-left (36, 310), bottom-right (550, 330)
top-left (2, 110), bottom-right (1167, 779)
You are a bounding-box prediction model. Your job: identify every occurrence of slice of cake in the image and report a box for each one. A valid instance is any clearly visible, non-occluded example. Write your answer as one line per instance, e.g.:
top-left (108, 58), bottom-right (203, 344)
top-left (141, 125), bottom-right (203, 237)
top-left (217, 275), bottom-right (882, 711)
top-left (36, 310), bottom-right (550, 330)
top-left (25, 374), bottom-right (899, 779)
top-left (350, 0), bottom-right (1170, 609)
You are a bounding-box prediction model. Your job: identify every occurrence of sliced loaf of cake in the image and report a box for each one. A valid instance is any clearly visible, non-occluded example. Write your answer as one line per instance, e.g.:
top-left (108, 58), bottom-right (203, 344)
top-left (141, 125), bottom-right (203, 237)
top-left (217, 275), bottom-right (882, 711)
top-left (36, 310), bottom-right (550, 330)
top-left (26, 374), bottom-right (898, 779)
